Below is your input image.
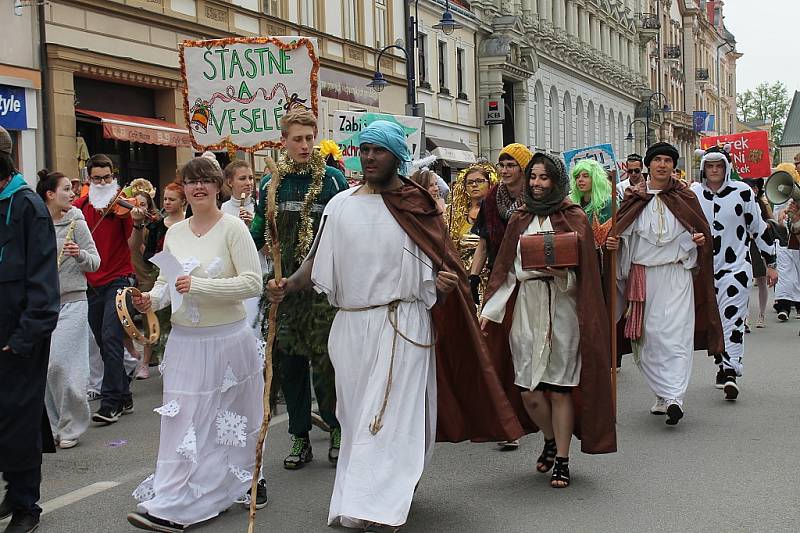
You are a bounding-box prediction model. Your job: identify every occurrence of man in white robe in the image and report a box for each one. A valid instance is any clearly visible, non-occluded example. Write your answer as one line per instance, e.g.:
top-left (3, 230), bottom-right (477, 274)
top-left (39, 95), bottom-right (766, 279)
top-left (266, 121), bottom-right (463, 529)
top-left (607, 142), bottom-right (723, 426)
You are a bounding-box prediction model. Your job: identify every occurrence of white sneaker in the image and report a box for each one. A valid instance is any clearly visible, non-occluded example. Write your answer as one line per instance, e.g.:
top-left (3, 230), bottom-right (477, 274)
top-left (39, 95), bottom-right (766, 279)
top-left (135, 366), bottom-right (150, 380)
top-left (755, 314), bottom-right (766, 328)
top-left (650, 397), bottom-right (667, 415)
top-left (59, 439), bottom-right (78, 449)
top-left (778, 311), bottom-right (789, 322)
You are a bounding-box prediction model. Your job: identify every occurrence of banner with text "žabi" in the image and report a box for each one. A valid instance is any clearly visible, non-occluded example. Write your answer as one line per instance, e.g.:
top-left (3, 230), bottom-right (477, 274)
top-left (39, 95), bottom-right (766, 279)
top-left (332, 111), bottom-right (423, 173)
top-left (700, 131), bottom-right (771, 179)
top-left (180, 37), bottom-right (320, 152)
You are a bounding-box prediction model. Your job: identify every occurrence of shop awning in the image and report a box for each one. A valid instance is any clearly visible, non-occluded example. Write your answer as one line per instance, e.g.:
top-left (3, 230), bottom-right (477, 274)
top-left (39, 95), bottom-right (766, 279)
top-left (75, 109), bottom-right (192, 148)
top-left (426, 137), bottom-right (476, 167)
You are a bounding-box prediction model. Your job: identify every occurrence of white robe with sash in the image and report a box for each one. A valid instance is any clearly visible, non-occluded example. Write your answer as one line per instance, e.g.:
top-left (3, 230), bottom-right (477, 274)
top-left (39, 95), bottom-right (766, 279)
top-left (311, 187), bottom-right (438, 529)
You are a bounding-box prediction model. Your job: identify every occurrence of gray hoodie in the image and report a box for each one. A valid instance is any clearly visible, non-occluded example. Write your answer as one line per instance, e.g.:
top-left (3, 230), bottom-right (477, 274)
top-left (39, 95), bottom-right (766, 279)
top-left (55, 206), bottom-right (100, 303)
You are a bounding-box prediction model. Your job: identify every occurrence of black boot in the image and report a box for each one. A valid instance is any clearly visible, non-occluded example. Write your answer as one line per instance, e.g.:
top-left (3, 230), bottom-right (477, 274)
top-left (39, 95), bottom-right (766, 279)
top-left (3, 512), bottom-right (40, 533)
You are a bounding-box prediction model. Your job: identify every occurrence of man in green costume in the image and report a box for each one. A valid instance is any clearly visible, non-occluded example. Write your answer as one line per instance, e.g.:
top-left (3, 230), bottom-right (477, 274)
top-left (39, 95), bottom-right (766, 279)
top-left (250, 110), bottom-right (348, 468)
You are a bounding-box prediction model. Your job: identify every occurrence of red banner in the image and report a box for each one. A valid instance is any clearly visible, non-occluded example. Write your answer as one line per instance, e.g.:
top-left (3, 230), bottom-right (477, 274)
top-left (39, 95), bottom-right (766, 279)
top-left (700, 130), bottom-right (771, 179)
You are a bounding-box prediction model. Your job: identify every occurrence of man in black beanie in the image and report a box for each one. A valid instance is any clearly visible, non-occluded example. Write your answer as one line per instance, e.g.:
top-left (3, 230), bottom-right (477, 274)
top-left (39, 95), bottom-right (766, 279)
top-left (606, 142), bottom-right (724, 426)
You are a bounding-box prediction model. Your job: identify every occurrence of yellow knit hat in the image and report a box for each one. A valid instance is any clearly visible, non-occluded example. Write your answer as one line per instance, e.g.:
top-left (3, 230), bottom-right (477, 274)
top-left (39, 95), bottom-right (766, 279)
top-left (499, 143), bottom-right (533, 170)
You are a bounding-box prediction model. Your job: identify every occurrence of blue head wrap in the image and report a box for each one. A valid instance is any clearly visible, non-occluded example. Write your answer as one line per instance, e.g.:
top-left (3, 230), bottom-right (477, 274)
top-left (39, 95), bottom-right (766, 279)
top-left (359, 120), bottom-right (412, 176)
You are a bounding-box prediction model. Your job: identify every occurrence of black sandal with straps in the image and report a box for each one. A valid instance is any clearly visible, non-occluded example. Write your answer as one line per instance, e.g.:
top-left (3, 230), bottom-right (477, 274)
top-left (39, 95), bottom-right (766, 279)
top-left (550, 456), bottom-right (570, 488)
top-left (536, 438), bottom-right (557, 473)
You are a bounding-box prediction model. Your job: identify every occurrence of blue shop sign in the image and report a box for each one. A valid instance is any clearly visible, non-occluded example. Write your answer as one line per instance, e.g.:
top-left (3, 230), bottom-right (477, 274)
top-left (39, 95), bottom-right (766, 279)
top-left (0, 85), bottom-right (28, 130)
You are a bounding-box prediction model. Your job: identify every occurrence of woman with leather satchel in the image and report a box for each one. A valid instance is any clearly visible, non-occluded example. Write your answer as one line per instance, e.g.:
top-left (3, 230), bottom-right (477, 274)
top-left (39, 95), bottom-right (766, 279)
top-left (479, 152), bottom-right (616, 489)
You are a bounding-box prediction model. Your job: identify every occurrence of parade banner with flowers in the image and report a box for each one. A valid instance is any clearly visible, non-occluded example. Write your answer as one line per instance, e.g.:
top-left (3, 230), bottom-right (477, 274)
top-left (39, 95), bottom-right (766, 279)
top-left (700, 130), bottom-right (771, 179)
top-left (179, 36), bottom-right (320, 153)
top-left (332, 111), bottom-right (423, 173)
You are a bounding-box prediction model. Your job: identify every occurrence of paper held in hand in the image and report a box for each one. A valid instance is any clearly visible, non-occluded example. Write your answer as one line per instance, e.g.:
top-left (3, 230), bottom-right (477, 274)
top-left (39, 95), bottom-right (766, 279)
top-left (149, 251), bottom-right (200, 314)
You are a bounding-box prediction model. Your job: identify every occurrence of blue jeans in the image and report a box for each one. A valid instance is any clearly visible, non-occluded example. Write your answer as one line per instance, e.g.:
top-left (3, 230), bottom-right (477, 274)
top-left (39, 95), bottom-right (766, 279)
top-left (87, 277), bottom-right (132, 411)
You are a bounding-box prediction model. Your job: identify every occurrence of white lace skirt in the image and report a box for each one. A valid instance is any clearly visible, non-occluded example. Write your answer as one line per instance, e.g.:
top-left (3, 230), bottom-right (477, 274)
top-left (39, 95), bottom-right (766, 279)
top-left (133, 320), bottom-right (265, 525)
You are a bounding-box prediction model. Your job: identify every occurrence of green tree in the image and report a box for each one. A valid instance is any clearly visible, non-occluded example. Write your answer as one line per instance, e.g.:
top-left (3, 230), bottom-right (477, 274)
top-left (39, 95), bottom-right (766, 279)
top-left (737, 81), bottom-right (791, 152)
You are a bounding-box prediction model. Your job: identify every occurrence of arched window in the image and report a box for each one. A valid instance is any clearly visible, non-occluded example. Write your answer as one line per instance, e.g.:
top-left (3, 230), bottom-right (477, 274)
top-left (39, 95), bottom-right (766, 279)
top-left (598, 105), bottom-right (606, 142)
top-left (608, 108), bottom-right (616, 153)
top-left (563, 92), bottom-right (573, 151)
top-left (617, 113), bottom-right (625, 158)
top-left (587, 101), bottom-right (596, 145)
top-left (535, 81), bottom-right (546, 149)
top-left (549, 86), bottom-right (560, 152)
top-left (576, 97), bottom-right (585, 147)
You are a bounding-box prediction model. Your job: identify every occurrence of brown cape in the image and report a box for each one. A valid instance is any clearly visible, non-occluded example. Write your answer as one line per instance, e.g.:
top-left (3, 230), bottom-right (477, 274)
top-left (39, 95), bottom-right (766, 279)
top-left (381, 179), bottom-right (526, 443)
top-left (610, 177), bottom-right (724, 356)
top-left (482, 199), bottom-right (617, 455)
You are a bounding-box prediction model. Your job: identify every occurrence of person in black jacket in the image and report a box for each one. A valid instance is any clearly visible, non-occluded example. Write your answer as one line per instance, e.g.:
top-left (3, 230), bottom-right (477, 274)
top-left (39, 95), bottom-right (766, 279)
top-left (0, 125), bottom-right (60, 533)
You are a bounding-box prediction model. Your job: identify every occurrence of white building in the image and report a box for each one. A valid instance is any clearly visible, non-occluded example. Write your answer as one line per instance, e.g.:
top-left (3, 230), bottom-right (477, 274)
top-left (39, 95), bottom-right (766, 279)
top-left (472, 0), bottom-right (646, 163)
top-left (415, 0), bottom-right (483, 179)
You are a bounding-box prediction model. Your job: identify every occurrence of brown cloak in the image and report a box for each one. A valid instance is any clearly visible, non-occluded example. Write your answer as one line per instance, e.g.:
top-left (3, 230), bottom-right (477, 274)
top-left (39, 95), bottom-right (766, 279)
top-left (482, 199), bottom-right (617, 455)
top-left (609, 177), bottom-right (724, 356)
top-left (381, 179), bottom-right (526, 443)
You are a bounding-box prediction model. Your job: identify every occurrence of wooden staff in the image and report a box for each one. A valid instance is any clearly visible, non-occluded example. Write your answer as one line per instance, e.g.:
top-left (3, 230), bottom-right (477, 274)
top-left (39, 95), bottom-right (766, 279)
top-left (609, 180), bottom-right (619, 415)
top-left (248, 156), bottom-right (281, 533)
top-left (57, 220), bottom-right (77, 270)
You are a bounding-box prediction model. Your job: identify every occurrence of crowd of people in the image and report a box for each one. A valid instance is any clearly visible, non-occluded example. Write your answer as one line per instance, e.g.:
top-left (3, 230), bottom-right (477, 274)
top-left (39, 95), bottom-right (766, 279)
top-left (1, 112), bottom-right (799, 533)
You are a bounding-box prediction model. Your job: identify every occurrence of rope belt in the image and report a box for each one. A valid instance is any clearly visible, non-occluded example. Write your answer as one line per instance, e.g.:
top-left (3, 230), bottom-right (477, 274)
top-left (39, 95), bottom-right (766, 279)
top-left (338, 300), bottom-right (436, 435)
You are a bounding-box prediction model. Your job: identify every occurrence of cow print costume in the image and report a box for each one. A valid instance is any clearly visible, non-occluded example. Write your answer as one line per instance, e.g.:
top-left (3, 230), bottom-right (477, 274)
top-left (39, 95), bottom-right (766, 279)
top-left (691, 147), bottom-right (776, 378)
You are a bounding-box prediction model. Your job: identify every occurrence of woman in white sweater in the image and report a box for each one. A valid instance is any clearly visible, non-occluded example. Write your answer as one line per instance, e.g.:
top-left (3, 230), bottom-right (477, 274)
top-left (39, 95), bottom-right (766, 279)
top-left (126, 157), bottom-right (265, 532)
top-left (36, 170), bottom-right (100, 450)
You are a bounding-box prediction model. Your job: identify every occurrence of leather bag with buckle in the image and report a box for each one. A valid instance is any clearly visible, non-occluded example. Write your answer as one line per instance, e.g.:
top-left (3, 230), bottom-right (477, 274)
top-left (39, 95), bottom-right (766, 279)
top-left (519, 231), bottom-right (580, 270)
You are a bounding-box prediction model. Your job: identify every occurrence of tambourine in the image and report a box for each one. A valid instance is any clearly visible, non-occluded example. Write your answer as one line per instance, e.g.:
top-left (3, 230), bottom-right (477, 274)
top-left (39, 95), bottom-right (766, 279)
top-left (115, 287), bottom-right (160, 345)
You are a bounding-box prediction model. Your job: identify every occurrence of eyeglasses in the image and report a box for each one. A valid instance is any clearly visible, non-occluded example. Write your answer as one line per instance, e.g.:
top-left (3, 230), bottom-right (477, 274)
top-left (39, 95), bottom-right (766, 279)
top-left (89, 174), bottom-right (114, 184)
top-left (183, 178), bottom-right (217, 187)
top-left (466, 179), bottom-right (488, 187)
top-left (496, 162), bottom-right (519, 170)
top-left (627, 168), bottom-right (642, 174)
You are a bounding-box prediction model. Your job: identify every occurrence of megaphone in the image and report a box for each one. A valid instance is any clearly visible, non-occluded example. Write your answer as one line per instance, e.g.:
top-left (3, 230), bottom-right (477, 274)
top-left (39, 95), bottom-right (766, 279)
top-left (765, 170), bottom-right (800, 205)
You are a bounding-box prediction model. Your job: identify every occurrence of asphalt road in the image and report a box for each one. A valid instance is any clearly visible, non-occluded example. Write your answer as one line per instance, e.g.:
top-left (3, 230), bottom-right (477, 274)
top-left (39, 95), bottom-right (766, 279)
top-left (3, 295), bottom-right (799, 532)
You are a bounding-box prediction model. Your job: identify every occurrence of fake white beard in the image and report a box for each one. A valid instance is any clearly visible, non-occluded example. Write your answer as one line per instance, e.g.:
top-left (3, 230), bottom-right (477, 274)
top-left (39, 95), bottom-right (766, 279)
top-left (88, 179), bottom-right (120, 209)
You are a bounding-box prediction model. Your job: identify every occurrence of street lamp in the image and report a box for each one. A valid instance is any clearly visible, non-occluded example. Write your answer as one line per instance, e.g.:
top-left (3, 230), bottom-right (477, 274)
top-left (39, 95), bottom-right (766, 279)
top-left (432, 2), bottom-right (462, 35)
top-left (625, 119), bottom-right (648, 142)
top-left (367, 0), bottom-right (462, 117)
top-left (644, 92), bottom-right (670, 146)
top-left (366, 71), bottom-right (388, 93)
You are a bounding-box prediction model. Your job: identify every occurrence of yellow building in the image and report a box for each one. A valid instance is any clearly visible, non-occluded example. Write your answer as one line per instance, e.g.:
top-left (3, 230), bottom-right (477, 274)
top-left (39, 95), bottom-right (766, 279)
top-left (41, 0), bottom-right (409, 189)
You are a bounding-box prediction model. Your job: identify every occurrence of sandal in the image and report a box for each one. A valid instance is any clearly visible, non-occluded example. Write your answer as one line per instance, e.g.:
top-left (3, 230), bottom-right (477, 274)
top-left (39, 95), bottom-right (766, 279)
top-left (550, 456), bottom-right (570, 488)
top-left (536, 438), bottom-right (557, 473)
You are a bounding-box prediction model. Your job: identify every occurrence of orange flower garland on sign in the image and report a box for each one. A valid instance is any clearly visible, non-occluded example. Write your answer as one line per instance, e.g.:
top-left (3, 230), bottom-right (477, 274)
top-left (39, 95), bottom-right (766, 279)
top-left (179, 36), bottom-right (321, 154)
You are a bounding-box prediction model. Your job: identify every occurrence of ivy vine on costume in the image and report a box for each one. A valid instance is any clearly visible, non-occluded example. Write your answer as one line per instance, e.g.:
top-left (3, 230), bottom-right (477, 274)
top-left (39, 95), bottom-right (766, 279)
top-left (250, 147), bottom-right (348, 468)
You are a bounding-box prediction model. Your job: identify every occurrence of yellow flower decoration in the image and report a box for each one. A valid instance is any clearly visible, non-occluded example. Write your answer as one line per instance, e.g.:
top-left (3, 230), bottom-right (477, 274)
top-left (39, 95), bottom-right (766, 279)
top-left (318, 139), bottom-right (343, 162)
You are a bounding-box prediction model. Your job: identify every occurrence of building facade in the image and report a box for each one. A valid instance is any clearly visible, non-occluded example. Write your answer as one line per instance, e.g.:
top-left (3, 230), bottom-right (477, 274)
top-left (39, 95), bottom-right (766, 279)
top-left (471, 0), bottom-right (646, 165)
top-left (637, 0), bottom-right (740, 179)
top-left (1, 0), bottom-right (44, 182)
top-left (40, 0), bottom-right (411, 189)
top-left (414, 0), bottom-right (483, 180)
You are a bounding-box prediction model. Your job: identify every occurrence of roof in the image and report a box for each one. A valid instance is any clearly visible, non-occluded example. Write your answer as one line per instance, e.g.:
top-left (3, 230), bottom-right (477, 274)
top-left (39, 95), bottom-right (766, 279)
top-left (780, 91), bottom-right (800, 146)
